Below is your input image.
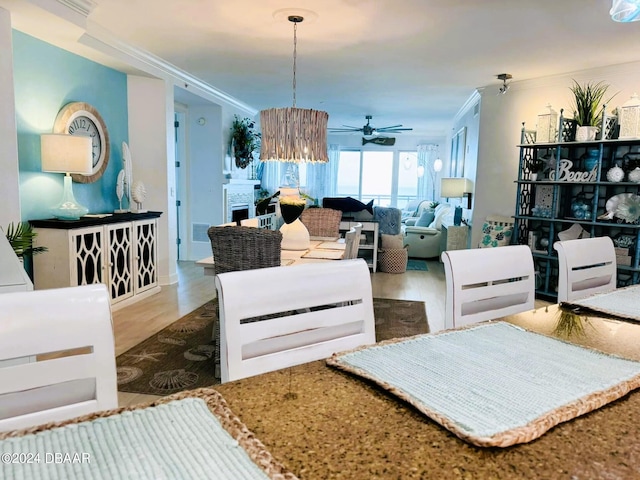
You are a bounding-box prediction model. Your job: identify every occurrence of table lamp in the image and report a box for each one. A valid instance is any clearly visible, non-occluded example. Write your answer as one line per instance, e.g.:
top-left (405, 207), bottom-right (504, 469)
top-left (41, 134), bottom-right (93, 220)
top-left (440, 177), bottom-right (474, 226)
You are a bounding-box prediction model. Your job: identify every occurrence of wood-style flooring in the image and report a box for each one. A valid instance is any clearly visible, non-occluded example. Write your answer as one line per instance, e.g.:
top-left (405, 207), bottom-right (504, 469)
top-left (114, 259), bottom-right (446, 407)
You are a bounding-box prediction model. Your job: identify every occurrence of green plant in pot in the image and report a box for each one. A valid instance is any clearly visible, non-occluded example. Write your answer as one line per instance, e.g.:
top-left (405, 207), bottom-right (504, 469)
top-left (4, 221), bottom-right (47, 258)
top-left (569, 80), bottom-right (616, 141)
top-left (526, 158), bottom-right (545, 179)
top-left (230, 116), bottom-right (260, 169)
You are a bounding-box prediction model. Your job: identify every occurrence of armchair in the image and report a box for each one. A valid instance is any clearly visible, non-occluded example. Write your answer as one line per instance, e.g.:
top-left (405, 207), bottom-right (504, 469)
top-left (403, 203), bottom-right (452, 258)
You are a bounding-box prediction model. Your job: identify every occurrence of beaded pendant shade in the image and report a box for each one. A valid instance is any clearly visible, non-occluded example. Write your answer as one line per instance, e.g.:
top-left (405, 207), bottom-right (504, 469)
top-left (259, 15), bottom-right (329, 164)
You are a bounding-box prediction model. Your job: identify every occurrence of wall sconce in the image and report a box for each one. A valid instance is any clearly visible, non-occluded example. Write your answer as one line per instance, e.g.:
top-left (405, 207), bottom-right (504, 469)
top-left (41, 134), bottom-right (93, 220)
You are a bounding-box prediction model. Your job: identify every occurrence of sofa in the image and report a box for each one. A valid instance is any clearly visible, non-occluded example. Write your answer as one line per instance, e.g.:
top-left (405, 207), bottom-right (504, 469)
top-left (403, 203), bottom-right (452, 258)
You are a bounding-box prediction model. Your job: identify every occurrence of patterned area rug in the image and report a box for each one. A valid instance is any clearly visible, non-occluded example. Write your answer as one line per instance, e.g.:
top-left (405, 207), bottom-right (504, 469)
top-left (407, 259), bottom-right (429, 271)
top-left (116, 298), bottom-right (428, 396)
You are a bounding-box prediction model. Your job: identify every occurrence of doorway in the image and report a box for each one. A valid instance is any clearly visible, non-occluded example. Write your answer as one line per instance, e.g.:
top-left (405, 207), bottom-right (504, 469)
top-left (174, 108), bottom-right (188, 261)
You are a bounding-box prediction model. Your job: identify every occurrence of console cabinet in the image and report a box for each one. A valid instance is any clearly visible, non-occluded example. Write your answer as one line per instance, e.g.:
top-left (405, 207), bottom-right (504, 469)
top-left (513, 120), bottom-right (640, 300)
top-left (339, 220), bottom-right (379, 272)
top-left (31, 212), bottom-right (161, 310)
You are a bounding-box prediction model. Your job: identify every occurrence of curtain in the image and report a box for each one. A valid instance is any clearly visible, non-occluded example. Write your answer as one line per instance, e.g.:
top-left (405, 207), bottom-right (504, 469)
top-left (259, 144), bottom-right (340, 204)
top-left (304, 144), bottom-right (339, 204)
top-left (417, 144), bottom-right (429, 199)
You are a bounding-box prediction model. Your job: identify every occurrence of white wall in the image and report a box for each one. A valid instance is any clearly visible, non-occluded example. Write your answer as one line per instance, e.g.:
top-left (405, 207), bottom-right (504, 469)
top-left (473, 62), bottom-right (640, 248)
top-left (127, 75), bottom-right (178, 285)
top-left (0, 7), bottom-right (21, 227)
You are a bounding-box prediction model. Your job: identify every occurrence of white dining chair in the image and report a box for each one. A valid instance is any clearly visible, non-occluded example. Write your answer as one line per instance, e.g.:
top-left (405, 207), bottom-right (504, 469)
top-left (0, 284), bottom-right (118, 432)
top-left (343, 223), bottom-right (362, 260)
top-left (441, 245), bottom-right (535, 330)
top-left (215, 259), bottom-right (375, 383)
top-left (554, 236), bottom-right (617, 303)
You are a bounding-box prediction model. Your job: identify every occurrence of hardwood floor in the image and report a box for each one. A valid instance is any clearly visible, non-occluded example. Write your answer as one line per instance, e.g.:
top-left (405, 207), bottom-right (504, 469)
top-left (114, 259), bottom-right (446, 407)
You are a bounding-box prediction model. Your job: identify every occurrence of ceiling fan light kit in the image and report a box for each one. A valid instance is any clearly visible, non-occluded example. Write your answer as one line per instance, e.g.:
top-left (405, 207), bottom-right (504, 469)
top-left (260, 14), bottom-right (329, 163)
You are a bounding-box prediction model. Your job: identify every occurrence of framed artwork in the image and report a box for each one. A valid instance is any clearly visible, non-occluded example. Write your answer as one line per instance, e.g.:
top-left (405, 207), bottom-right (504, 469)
top-left (449, 127), bottom-right (467, 177)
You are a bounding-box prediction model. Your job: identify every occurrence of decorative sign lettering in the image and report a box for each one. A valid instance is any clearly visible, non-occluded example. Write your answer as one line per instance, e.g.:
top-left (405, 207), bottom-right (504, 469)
top-left (548, 159), bottom-right (597, 182)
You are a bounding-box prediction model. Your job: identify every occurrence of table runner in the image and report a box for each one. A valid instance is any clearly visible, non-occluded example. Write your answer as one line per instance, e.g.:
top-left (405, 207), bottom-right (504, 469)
top-left (327, 321), bottom-right (640, 447)
top-left (562, 284), bottom-right (640, 321)
top-left (0, 389), bottom-right (297, 480)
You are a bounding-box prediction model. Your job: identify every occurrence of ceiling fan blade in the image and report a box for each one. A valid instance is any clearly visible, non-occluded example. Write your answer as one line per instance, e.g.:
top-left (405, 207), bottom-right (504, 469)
top-left (376, 124), bottom-right (404, 130)
top-left (378, 127), bottom-right (413, 132)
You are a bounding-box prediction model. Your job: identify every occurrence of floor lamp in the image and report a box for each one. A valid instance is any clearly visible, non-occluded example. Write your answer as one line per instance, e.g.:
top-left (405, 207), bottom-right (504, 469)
top-left (41, 134), bottom-right (93, 220)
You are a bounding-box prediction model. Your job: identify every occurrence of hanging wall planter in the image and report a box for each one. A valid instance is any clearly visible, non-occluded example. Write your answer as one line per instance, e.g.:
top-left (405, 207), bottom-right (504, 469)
top-left (230, 116), bottom-right (260, 169)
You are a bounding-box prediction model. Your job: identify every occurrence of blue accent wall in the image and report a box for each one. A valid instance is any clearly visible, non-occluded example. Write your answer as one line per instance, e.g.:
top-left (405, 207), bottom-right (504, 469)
top-left (13, 30), bottom-right (128, 220)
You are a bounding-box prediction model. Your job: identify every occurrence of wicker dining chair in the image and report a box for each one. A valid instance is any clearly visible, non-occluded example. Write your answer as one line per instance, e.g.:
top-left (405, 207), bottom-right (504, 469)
top-left (207, 225), bottom-right (282, 275)
top-left (300, 207), bottom-right (343, 238)
top-left (207, 226), bottom-right (283, 378)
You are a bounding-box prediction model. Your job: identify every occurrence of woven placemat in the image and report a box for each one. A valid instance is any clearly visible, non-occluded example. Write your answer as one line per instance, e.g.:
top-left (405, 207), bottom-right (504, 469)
top-left (327, 321), bottom-right (640, 448)
top-left (0, 388), bottom-right (297, 480)
top-left (561, 284), bottom-right (640, 322)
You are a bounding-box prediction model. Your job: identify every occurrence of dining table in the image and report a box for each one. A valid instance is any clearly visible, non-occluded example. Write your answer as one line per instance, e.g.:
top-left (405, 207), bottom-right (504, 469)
top-left (3, 295), bottom-right (640, 479)
top-left (197, 236), bottom-right (345, 276)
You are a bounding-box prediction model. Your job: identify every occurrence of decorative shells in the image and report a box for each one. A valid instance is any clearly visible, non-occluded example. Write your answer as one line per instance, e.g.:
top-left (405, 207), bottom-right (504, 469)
top-left (117, 366), bottom-right (143, 385)
top-left (629, 167), bottom-right (640, 183)
top-left (607, 165), bottom-right (625, 182)
top-left (183, 344), bottom-right (215, 361)
top-left (149, 369), bottom-right (198, 391)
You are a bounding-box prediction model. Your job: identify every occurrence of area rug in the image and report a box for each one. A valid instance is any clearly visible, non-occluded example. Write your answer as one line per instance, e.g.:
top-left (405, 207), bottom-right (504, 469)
top-left (116, 297), bottom-right (428, 396)
top-left (407, 258), bottom-right (429, 271)
top-left (327, 321), bottom-right (640, 448)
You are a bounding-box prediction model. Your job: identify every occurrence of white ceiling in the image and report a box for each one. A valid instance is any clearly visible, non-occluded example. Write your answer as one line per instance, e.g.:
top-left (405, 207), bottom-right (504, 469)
top-left (4, 0), bottom-right (640, 136)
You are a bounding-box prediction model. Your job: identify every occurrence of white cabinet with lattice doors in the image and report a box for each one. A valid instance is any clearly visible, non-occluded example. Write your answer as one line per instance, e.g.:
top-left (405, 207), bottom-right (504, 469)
top-left (32, 212), bottom-right (161, 310)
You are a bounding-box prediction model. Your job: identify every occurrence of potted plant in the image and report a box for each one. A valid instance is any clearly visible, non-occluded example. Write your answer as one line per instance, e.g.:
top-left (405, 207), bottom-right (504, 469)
top-left (230, 116), bottom-right (260, 169)
top-left (4, 221), bottom-right (47, 258)
top-left (569, 80), bottom-right (616, 141)
top-left (526, 158), bottom-right (545, 180)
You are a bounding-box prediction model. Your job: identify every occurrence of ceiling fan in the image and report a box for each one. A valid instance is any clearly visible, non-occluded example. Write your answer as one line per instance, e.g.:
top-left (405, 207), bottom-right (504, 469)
top-left (328, 115), bottom-right (413, 136)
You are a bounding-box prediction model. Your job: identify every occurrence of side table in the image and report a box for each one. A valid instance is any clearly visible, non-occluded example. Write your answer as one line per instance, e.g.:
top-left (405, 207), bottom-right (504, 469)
top-left (440, 220), bottom-right (469, 255)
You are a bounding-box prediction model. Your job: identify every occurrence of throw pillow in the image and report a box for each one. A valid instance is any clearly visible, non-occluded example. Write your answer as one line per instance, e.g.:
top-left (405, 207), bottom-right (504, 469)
top-left (381, 233), bottom-right (404, 249)
top-left (415, 210), bottom-right (435, 227)
top-left (479, 221), bottom-right (514, 248)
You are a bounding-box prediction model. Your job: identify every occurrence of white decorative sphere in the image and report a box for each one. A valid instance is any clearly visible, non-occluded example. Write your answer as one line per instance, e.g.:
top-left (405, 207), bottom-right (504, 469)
top-left (607, 165), bottom-right (625, 183)
top-left (629, 167), bottom-right (640, 183)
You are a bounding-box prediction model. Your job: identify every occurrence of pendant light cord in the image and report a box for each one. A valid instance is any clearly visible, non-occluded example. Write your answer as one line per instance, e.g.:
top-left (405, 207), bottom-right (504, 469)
top-left (292, 19), bottom-right (298, 108)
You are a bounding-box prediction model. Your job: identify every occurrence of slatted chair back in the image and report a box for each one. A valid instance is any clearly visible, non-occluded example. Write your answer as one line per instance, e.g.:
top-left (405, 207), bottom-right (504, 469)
top-left (215, 259), bottom-right (375, 383)
top-left (300, 207), bottom-right (343, 238)
top-left (0, 284), bottom-right (117, 432)
top-left (554, 236), bottom-right (617, 302)
top-left (441, 245), bottom-right (535, 330)
top-left (343, 223), bottom-right (362, 260)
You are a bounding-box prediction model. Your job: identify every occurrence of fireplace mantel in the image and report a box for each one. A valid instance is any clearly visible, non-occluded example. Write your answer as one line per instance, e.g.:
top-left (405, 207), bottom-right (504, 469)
top-left (222, 180), bottom-right (260, 223)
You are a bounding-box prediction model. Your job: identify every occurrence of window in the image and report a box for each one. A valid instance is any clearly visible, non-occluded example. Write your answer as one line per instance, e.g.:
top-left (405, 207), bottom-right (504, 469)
top-left (335, 149), bottom-right (418, 207)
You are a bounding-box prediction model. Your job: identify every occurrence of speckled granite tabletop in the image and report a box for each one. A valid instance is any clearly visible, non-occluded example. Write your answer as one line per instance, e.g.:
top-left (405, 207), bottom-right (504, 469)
top-left (216, 306), bottom-right (640, 479)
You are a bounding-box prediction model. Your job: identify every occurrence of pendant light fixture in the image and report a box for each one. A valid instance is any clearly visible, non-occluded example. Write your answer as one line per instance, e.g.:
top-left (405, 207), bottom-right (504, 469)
top-left (610, 0), bottom-right (640, 22)
top-left (260, 15), bottom-right (329, 163)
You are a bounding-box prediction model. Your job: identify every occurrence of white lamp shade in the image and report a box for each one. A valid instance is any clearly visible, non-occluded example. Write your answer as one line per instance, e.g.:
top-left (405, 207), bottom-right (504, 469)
top-left (433, 158), bottom-right (443, 172)
top-left (440, 177), bottom-right (473, 198)
top-left (41, 134), bottom-right (93, 174)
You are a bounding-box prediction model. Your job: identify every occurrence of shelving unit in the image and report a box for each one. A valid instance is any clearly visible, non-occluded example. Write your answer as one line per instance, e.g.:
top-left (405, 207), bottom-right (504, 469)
top-left (513, 116), bottom-right (640, 300)
top-left (339, 220), bottom-right (379, 272)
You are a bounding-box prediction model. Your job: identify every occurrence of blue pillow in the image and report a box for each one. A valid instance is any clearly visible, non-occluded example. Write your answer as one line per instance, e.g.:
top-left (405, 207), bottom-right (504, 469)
top-left (415, 210), bottom-right (435, 227)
